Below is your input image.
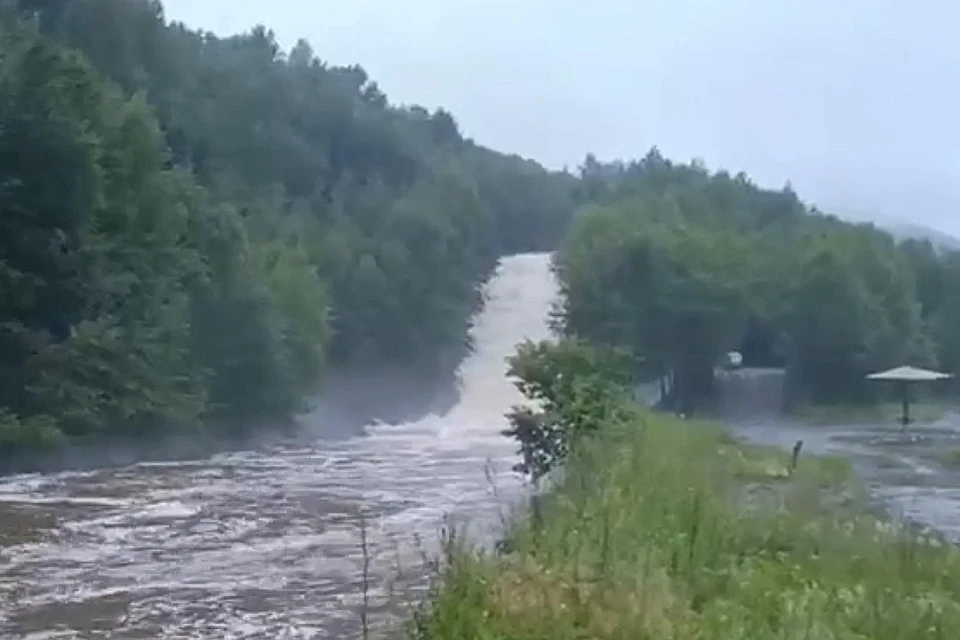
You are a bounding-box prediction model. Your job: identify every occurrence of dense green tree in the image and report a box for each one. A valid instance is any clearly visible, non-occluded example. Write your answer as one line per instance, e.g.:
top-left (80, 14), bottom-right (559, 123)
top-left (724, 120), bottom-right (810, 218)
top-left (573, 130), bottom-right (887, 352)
top-left (28, 0), bottom-right (575, 369)
top-left (7, 0), bottom-right (958, 460)
top-left (0, 27), bottom-right (206, 444)
top-left (781, 228), bottom-right (930, 403)
top-left (503, 338), bottom-right (635, 481)
top-left (557, 201), bottom-right (758, 412)
top-left (908, 247), bottom-right (960, 380)
top-left (0, 2), bottom-right (577, 458)
top-left (556, 150), bottom-right (946, 411)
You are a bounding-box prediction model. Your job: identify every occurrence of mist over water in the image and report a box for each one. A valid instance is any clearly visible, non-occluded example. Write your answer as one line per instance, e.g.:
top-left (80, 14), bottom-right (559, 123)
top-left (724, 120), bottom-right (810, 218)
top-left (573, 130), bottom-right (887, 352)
top-left (0, 253), bottom-right (558, 639)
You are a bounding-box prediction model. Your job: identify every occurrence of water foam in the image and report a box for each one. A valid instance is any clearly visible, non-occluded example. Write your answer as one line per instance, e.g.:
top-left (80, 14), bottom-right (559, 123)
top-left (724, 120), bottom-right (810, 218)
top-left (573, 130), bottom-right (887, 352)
top-left (0, 253), bottom-right (559, 638)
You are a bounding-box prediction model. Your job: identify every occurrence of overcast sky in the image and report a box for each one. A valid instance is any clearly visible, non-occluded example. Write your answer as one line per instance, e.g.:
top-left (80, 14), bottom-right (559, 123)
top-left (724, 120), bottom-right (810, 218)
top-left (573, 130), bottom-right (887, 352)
top-left (161, 0), bottom-right (960, 235)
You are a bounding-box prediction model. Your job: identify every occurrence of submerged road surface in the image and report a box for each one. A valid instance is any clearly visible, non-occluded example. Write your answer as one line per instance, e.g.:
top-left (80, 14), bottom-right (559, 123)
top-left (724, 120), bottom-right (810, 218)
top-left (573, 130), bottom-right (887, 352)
top-left (0, 253), bottom-right (559, 639)
top-left (718, 368), bottom-right (960, 542)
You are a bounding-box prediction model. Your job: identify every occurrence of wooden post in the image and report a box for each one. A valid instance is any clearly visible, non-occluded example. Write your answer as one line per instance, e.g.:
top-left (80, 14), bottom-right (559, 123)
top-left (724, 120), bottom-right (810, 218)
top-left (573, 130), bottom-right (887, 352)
top-left (790, 439), bottom-right (803, 475)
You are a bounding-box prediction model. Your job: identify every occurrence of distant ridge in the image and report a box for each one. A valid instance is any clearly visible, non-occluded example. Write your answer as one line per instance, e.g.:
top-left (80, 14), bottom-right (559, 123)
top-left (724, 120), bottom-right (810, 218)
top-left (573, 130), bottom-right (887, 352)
top-left (831, 208), bottom-right (960, 252)
top-left (884, 221), bottom-right (960, 252)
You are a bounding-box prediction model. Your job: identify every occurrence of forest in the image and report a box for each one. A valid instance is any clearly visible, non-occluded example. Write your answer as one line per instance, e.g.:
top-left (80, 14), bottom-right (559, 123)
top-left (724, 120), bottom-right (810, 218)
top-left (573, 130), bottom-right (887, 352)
top-left (0, 0), bottom-right (577, 455)
top-left (556, 151), bottom-right (960, 414)
top-left (2, 0), bottom-right (959, 459)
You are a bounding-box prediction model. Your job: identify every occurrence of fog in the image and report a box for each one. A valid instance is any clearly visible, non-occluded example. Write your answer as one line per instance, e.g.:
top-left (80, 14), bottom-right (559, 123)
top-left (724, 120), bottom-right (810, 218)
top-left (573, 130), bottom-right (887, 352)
top-left (0, 360), bottom-right (463, 475)
top-left (160, 0), bottom-right (960, 236)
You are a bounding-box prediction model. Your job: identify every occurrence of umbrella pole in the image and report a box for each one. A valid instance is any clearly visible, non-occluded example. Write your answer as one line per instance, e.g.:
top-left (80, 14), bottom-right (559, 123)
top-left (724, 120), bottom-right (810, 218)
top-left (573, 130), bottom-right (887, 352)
top-left (900, 381), bottom-right (911, 431)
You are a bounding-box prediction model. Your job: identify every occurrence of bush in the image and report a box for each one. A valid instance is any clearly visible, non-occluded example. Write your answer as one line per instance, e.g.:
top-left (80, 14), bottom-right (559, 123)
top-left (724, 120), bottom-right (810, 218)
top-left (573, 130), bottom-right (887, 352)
top-left (502, 339), bottom-right (636, 481)
top-left (0, 410), bottom-right (65, 455)
top-left (411, 341), bottom-right (960, 639)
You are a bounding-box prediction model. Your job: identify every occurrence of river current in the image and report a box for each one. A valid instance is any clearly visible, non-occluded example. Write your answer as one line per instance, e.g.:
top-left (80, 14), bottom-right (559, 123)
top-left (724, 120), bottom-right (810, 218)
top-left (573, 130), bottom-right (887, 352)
top-left (0, 253), bottom-right (557, 639)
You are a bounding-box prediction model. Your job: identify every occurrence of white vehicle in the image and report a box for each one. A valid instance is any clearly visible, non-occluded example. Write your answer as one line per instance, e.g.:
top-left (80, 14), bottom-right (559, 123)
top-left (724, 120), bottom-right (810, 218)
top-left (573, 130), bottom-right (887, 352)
top-left (723, 350), bottom-right (743, 370)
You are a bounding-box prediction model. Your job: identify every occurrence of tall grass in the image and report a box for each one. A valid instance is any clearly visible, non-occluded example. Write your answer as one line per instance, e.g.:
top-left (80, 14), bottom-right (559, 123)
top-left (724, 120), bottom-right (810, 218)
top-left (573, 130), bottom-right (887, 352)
top-left (789, 401), bottom-right (947, 426)
top-left (407, 409), bottom-right (960, 639)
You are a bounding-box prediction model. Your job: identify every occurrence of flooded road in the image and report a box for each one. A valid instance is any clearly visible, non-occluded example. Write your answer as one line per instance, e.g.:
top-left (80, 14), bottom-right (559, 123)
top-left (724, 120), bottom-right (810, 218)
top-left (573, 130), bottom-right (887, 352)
top-left (719, 368), bottom-right (960, 541)
top-left (0, 253), bottom-right (558, 639)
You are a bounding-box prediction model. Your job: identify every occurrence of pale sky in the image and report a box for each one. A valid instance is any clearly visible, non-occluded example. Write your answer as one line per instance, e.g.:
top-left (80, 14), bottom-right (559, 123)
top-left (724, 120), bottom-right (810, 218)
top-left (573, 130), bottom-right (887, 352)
top-left (161, 0), bottom-right (960, 235)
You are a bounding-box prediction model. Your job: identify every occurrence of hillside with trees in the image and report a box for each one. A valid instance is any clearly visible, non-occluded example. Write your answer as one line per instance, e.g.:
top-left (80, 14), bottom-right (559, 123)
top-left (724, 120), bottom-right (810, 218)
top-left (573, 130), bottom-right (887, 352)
top-left (0, 0), bottom-right (576, 457)
top-left (556, 150), bottom-right (960, 414)
top-left (3, 0), bottom-right (957, 462)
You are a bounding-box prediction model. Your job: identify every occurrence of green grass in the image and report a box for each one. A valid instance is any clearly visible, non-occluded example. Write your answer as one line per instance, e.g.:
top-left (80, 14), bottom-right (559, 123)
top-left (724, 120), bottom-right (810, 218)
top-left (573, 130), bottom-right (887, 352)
top-left (408, 409), bottom-right (960, 639)
top-left (789, 401), bottom-right (947, 426)
top-left (938, 448), bottom-right (960, 468)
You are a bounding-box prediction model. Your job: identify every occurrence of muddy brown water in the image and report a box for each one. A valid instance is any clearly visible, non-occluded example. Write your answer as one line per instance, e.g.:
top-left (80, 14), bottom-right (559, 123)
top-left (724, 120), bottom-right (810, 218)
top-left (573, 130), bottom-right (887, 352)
top-left (3, 255), bottom-right (960, 638)
top-left (0, 254), bottom-right (556, 639)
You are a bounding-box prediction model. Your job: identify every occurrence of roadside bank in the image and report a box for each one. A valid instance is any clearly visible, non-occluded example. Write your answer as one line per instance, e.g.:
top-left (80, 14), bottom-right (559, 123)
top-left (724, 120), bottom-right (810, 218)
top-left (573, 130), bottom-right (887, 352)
top-left (408, 382), bottom-right (960, 639)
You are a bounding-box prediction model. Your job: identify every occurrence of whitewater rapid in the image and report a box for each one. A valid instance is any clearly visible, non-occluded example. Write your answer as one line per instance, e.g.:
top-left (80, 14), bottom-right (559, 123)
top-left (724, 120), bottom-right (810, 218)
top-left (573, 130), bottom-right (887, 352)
top-left (0, 252), bottom-right (559, 639)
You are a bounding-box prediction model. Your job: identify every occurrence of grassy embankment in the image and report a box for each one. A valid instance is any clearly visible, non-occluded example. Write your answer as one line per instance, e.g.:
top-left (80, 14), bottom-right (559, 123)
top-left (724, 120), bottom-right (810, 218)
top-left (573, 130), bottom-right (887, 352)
top-left (937, 448), bottom-right (960, 468)
top-left (789, 401), bottom-right (949, 426)
top-left (408, 401), bottom-right (960, 638)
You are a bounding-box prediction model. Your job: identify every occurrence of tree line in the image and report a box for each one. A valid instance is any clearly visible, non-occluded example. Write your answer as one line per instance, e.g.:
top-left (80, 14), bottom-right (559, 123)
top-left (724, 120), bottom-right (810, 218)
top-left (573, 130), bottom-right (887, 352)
top-left (3, 0), bottom-right (957, 458)
top-left (0, 0), bottom-right (577, 455)
top-left (556, 150), bottom-right (960, 414)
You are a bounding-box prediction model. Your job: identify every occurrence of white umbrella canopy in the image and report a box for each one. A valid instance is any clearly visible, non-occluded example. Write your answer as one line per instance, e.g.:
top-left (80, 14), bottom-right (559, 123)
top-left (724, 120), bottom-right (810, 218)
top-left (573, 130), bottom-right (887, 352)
top-left (866, 365), bottom-right (953, 382)
top-left (866, 365), bottom-right (953, 429)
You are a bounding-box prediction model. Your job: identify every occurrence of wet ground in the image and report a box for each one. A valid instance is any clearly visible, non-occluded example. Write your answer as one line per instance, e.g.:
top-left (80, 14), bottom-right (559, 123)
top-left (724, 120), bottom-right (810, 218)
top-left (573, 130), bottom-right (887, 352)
top-left (656, 367), bottom-right (960, 540)
top-left (727, 400), bottom-right (960, 540)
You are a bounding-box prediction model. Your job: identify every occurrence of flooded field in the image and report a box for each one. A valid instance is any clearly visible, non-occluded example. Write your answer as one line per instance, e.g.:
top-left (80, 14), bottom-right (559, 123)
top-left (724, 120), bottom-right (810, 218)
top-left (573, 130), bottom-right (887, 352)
top-left (728, 399), bottom-right (960, 541)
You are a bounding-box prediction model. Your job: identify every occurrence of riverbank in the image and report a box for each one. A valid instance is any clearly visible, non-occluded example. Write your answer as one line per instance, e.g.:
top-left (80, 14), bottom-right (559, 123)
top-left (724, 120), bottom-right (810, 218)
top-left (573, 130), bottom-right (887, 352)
top-left (408, 404), bottom-right (960, 638)
top-left (0, 360), bottom-right (461, 476)
top-left (787, 400), bottom-right (949, 426)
